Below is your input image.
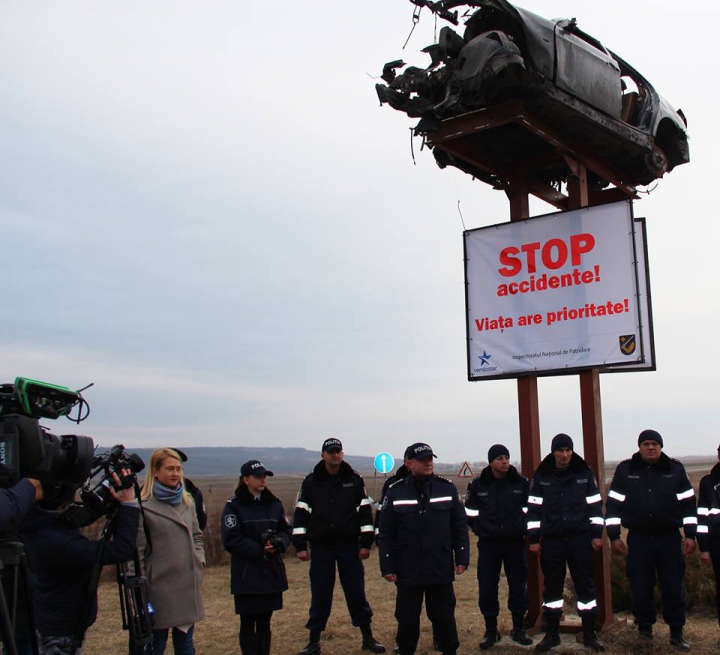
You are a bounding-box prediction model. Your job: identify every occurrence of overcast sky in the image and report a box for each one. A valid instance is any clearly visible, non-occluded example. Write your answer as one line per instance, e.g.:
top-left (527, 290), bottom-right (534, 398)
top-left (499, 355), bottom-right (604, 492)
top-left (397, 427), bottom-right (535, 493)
top-left (2, 1), bottom-right (718, 467)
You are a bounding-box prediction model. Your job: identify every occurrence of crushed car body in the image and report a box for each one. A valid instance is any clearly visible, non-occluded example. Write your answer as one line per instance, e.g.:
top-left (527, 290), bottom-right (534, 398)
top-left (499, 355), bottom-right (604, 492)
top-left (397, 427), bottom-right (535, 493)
top-left (376, 0), bottom-right (689, 189)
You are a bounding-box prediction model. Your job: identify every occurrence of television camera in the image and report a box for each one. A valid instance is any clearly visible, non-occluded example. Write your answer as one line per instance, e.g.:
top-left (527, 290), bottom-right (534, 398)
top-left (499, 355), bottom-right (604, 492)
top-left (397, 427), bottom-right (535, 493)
top-left (0, 378), bottom-right (152, 655)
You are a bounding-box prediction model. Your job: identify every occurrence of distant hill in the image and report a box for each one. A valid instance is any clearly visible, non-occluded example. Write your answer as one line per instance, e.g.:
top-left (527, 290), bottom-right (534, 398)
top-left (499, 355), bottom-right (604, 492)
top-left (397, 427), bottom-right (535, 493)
top-left (108, 446), bottom-right (378, 476)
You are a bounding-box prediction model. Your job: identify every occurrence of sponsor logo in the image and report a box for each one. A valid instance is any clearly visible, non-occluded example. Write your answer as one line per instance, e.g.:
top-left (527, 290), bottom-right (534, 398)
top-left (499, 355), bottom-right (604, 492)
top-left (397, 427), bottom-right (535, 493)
top-left (473, 349), bottom-right (498, 374)
top-left (619, 334), bottom-right (636, 355)
top-left (225, 514), bottom-right (237, 528)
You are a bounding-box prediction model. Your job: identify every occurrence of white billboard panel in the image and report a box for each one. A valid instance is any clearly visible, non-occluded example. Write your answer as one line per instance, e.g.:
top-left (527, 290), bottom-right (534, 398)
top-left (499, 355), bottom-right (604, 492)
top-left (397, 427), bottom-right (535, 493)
top-left (464, 200), bottom-right (643, 380)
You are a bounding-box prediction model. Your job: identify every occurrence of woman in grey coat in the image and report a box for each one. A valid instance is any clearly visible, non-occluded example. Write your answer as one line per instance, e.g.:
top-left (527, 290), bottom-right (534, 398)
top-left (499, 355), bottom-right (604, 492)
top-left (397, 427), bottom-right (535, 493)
top-left (139, 448), bottom-right (205, 655)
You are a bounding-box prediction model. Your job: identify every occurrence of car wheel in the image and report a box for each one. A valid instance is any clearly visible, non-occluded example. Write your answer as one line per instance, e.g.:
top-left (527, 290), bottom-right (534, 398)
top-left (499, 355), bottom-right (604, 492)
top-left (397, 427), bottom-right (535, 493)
top-left (644, 144), bottom-right (668, 179)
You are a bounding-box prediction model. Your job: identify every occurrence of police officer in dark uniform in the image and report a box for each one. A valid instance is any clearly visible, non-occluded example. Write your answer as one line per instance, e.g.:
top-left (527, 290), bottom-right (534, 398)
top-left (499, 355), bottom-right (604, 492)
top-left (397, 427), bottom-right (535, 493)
top-left (293, 438), bottom-right (384, 655)
top-left (378, 442), bottom-right (469, 655)
top-left (375, 449), bottom-right (441, 654)
top-left (465, 444), bottom-right (532, 649)
top-left (173, 448), bottom-right (208, 531)
top-left (698, 444), bottom-right (720, 625)
top-left (606, 430), bottom-right (696, 651)
top-left (527, 434), bottom-right (605, 653)
top-left (374, 451), bottom-right (410, 541)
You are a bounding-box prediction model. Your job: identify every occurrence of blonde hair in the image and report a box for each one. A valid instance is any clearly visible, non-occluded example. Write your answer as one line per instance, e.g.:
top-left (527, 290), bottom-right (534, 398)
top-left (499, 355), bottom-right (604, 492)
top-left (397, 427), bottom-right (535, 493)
top-left (140, 447), bottom-right (192, 505)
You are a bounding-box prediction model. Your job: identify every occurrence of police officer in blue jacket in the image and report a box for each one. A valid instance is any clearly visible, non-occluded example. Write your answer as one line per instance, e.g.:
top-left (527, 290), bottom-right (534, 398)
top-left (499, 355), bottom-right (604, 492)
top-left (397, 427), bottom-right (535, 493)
top-left (606, 430), bottom-right (696, 651)
top-left (293, 439), bottom-right (384, 655)
top-left (465, 444), bottom-right (532, 649)
top-left (221, 460), bottom-right (292, 655)
top-left (526, 434), bottom-right (605, 653)
top-left (378, 442), bottom-right (469, 655)
top-left (698, 444), bottom-right (720, 625)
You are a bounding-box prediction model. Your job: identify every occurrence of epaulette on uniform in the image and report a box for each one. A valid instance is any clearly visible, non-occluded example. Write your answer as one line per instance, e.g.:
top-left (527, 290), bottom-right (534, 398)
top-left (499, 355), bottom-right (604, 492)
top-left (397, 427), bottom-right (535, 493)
top-left (468, 474), bottom-right (482, 484)
top-left (435, 475), bottom-right (455, 485)
top-left (387, 478), bottom-right (405, 490)
top-left (225, 495), bottom-right (236, 504)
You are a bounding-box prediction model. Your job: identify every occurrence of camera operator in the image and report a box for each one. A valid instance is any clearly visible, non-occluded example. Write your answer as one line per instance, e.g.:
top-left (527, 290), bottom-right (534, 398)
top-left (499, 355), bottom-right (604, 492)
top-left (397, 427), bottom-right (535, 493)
top-left (0, 478), bottom-right (43, 531)
top-left (19, 471), bottom-right (139, 655)
top-left (1, 479), bottom-right (42, 655)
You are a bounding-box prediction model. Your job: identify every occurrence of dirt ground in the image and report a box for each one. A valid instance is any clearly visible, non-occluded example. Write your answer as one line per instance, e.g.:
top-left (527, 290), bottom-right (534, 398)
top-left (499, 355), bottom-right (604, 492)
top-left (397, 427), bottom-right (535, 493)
top-left (85, 548), bottom-right (720, 655)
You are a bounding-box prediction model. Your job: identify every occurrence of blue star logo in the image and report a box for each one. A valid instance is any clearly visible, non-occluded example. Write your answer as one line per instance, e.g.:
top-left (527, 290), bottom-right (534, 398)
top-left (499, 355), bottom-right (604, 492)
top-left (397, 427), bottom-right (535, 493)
top-left (479, 351), bottom-right (492, 366)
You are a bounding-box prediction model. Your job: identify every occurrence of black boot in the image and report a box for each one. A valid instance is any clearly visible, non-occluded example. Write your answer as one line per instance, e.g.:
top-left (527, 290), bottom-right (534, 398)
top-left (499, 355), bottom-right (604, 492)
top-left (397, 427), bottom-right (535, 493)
top-left (511, 613), bottom-right (533, 646)
top-left (257, 631), bottom-right (271, 655)
top-left (670, 627), bottom-right (690, 652)
top-left (297, 630), bottom-right (321, 655)
top-left (239, 632), bottom-right (257, 655)
top-left (581, 615), bottom-right (605, 652)
top-left (637, 623), bottom-right (653, 640)
top-left (479, 616), bottom-right (501, 650)
top-left (535, 615), bottom-right (561, 653)
top-left (360, 624), bottom-right (386, 653)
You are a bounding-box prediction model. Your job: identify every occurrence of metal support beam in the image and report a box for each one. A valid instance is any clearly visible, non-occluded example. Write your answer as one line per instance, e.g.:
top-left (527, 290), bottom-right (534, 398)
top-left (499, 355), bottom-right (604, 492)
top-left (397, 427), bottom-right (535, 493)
top-left (507, 178), bottom-right (543, 627)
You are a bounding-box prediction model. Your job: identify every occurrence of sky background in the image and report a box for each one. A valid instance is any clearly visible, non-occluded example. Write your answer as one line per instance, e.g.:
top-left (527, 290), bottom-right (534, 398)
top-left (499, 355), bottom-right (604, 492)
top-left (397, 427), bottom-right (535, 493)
top-left (1, 0), bottom-right (718, 465)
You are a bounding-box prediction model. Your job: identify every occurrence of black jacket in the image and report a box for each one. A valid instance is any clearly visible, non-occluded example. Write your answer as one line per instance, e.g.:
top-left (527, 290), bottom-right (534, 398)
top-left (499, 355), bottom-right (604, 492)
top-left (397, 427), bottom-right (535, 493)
top-left (526, 453), bottom-right (604, 543)
top-left (221, 483), bottom-right (291, 596)
top-left (292, 460), bottom-right (374, 551)
top-left (606, 452), bottom-right (697, 540)
top-left (378, 474), bottom-right (470, 587)
top-left (698, 463), bottom-right (720, 551)
top-left (465, 465), bottom-right (529, 540)
top-left (185, 478), bottom-right (207, 531)
top-left (20, 503), bottom-right (139, 636)
top-left (374, 464), bottom-right (409, 539)
top-left (0, 479), bottom-right (35, 533)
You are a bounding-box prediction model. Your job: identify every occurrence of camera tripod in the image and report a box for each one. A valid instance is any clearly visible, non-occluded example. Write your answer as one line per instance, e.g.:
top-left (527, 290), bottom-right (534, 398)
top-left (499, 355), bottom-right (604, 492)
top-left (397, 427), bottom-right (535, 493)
top-left (73, 508), bottom-right (154, 655)
top-left (0, 539), bottom-right (39, 655)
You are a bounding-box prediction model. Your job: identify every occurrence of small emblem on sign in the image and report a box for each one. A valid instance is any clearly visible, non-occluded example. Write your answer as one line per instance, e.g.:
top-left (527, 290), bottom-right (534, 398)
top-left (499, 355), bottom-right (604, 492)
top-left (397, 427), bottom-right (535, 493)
top-left (619, 335), bottom-right (636, 355)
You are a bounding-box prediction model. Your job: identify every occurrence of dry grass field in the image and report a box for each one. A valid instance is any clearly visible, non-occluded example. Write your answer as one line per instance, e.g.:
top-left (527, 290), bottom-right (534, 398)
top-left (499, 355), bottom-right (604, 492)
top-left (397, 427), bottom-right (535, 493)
top-left (81, 472), bottom-right (720, 654)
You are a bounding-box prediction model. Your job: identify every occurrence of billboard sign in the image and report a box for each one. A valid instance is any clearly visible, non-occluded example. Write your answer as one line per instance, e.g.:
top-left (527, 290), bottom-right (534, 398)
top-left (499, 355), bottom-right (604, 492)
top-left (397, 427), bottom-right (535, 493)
top-left (464, 201), bottom-right (643, 380)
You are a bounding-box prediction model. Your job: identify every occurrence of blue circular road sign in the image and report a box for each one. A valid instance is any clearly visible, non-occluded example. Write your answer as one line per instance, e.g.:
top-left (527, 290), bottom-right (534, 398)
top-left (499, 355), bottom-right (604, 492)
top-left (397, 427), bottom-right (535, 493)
top-left (374, 452), bottom-right (395, 474)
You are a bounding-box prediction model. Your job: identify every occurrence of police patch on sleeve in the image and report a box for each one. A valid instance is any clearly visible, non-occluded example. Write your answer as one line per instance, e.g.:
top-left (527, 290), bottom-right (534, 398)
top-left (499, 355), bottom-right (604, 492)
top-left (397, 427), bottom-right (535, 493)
top-left (225, 514), bottom-right (237, 528)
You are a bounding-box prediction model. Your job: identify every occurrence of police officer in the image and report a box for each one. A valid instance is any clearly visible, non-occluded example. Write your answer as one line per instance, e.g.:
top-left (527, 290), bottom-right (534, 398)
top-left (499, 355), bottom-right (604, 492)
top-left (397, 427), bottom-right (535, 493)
top-left (293, 438), bottom-right (384, 655)
top-left (375, 448), bottom-right (441, 654)
top-left (606, 430), bottom-right (696, 650)
top-left (698, 444), bottom-right (720, 625)
top-left (465, 444), bottom-right (532, 649)
top-left (374, 450), bottom-right (410, 541)
top-left (527, 434), bottom-right (605, 653)
top-left (173, 448), bottom-right (208, 531)
top-left (378, 442), bottom-right (469, 655)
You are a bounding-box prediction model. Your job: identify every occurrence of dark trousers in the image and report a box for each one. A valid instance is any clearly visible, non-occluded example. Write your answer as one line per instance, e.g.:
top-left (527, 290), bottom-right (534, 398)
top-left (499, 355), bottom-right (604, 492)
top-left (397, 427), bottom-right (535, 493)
top-left (709, 535), bottom-right (720, 621)
top-left (152, 626), bottom-right (195, 655)
top-left (540, 532), bottom-right (596, 616)
top-left (395, 584), bottom-right (458, 655)
top-left (306, 542), bottom-right (373, 632)
top-left (477, 538), bottom-right (528, 617)
top-left (627, 531), bottom-right (686, 627)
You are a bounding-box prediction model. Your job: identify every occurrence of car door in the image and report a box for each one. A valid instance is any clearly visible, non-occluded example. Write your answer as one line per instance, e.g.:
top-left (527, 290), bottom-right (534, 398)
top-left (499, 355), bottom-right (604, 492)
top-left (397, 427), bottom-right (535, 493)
top-left (554, 20), bottom-right (621, 119)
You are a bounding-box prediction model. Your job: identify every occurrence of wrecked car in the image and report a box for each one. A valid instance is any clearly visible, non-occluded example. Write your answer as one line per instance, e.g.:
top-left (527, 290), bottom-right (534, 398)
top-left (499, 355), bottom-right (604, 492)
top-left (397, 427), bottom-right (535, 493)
top-left (376, 0), bottom-right (689, 189)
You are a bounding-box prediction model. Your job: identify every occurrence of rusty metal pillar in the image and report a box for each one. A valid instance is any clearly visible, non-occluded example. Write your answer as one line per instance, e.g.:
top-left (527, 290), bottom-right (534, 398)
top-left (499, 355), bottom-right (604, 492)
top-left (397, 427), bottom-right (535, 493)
top-left (504, 167), bottom-right (544, 627)
top-left (566, 161), bottom-right (613, 628)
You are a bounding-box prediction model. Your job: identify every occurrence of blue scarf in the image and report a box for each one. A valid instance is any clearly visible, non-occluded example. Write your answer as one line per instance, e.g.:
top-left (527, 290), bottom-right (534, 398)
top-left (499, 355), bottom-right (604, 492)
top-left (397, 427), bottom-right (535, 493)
top-left (153, 480), bottom-right (184, 505)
